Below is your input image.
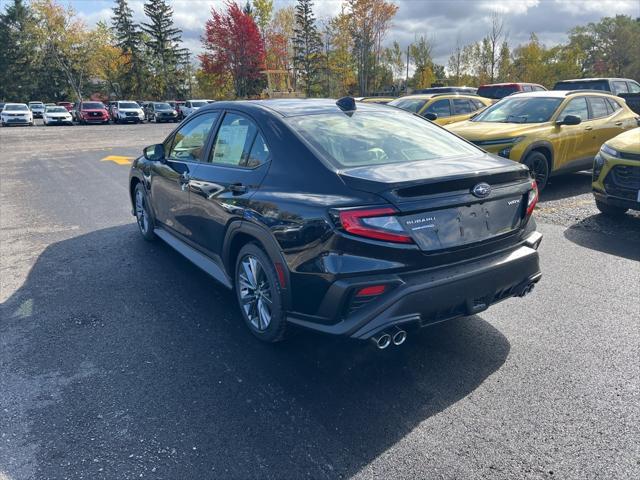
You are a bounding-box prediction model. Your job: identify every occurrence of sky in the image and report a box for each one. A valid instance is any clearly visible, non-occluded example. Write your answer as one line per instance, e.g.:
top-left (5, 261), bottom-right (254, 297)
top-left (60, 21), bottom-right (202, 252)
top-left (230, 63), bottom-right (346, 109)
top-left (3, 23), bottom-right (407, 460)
top-left (67, 0), bottom-right (640, 65)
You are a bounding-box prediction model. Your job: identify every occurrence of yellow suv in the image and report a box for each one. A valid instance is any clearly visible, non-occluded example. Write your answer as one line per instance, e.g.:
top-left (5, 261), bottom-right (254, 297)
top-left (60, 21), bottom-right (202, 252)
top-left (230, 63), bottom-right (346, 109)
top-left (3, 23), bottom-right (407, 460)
top-left (447, 91), bottom-right (639, 189)
top-left (592, 127), bottom-right (640, 216)
top-left (388, 94), bottom-right (492, 126)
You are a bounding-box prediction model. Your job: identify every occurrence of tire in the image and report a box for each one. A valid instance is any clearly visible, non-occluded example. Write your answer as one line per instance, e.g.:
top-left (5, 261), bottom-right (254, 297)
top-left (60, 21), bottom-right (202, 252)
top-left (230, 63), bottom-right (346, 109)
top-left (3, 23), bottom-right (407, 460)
top-left (134, 183), bottom-right (156, 241)
top-left (523, 151), bottom-right (550, 191)
top-left (596, 199), bottom-right (628, 217)
top-left (235, 243), bottom-right (287, 343)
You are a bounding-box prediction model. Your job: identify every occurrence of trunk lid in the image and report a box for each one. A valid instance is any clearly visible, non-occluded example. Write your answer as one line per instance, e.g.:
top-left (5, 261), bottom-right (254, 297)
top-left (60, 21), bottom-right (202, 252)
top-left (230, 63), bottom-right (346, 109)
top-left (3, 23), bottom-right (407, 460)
top-left (338, 153), bottom-right (532, 252)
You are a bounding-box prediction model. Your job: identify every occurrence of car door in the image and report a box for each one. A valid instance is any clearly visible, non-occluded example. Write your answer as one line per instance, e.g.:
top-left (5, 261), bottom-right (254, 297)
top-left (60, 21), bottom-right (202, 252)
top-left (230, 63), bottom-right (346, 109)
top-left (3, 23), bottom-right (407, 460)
top-left (187, 111), bottom-right (271, 257)
top-left (447, 98), bottom-right (476, 124)
top-left (553, 96), bottom-right (593, 170)
top-left (587, 96), bottom-right (620, 151)
top-left (149, 111), bottom-right (220, 238)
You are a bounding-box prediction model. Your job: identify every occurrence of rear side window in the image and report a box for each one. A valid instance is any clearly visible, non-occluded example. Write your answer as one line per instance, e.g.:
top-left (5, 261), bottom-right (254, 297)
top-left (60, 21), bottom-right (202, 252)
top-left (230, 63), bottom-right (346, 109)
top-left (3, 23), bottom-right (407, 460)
top-left (167, 112), bottom-right (219, 162)
top-left (471, 99), bottom-right (486, 110)
top-left (533, 86), bottom-right (546, 91)
top-left (209, 113), bottom-right (260, 167)
top-left (560, 97), bottom-right (589, 120)
top-left (588, 97), bottom-right (609, 118)
top-left (612, 81), bottom-right (628, 94)
top-left (246, 133), bottom-right (270, 168)
top-left (522, 85), bottom-right (533, 92)
top-left (425, 99), bottom-right (451, 117)
top-left (628, 82), bottom-right (640, 93)
top-left (452, 99), bottom-right (473, 114)
top-left (606, 98), bottom-right (622, 111)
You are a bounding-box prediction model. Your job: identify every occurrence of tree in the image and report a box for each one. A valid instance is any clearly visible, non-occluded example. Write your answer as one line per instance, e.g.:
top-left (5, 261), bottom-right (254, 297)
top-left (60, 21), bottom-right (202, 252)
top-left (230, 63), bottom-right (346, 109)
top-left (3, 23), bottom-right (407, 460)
top-left (410, 35), bottom-right (435, 89)
top-left (293, 0), bottom-right (323, 96)
top-left (0, 0), bottom-right (39, 101)
top-left (346, 0), bottom-right (398, 95)
top-left (384, 40), bottom-right (404, 86)
top-left (111, 0), bottom-right (145, 98)
top-left (252, 0), bottom-right (273, 37)
top-left (201, 2), bottom-right (265, 98)
top-left (141, 0), bottom-right (188, 98)
top-left (497, 41), bottom-right (512, 82)
top-left (326, 11), bottom-right (356, 96)
top-left (568, 15), bottom-right (640, 78)
top-left (485, 12), bottom-right (506, 82)
top-left (31, 0), bottom-right (97, 102)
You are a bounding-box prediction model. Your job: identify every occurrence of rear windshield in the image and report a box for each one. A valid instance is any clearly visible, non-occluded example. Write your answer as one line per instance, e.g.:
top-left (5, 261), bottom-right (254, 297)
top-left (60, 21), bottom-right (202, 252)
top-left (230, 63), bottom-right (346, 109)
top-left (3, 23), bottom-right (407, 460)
top-left (477, 85), bottom-right (518, 99)
top-left (46, 107), bottom-right (67, 113)
top-left (29, 102), bottom-right (44, 106)
top-left (118, 102), bottom-right (139, 109)
top-left (553, 80), bottom-right (609, 91)
top-left (388, 97), bottom-right (428, 113)
top-left (82, 102), bottom-right (105, 109)
top-left (473, 97), bottom-right (563, 123)
top-left (154, 103), bottom-right (172, 110)
top-left (191, 101), bottom-right (208, 108)
top-left (287, 110), bottom-right (480, 169)
top-left (5, 104), bottom-right (29, 111)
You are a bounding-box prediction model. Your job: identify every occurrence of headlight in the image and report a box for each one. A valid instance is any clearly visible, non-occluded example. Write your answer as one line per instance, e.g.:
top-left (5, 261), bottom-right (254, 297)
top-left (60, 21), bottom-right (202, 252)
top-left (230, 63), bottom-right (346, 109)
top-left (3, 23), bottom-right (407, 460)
top-left (600, 144), bottom-right (619, 158)
top-left (593, 153), bottom-right (606, 181)
top-left (172, 110), bottom-right (177, 115)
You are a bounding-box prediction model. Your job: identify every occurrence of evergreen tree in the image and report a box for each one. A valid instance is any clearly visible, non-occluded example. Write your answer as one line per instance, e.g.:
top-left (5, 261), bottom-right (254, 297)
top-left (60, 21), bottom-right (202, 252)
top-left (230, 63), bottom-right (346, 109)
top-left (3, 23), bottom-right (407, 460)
top-left (293, 0), bottom-right (322, 96)
top-left (141, 0), bottom-right (188, 98)
top-left (0, 0), bottom-right (38, 101)
top-left (111, 0), bottom-right (145, 98)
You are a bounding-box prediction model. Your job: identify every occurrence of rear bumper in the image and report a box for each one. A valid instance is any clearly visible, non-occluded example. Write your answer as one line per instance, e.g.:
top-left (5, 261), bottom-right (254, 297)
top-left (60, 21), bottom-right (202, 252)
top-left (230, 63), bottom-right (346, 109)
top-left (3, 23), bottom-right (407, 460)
top-left (287, 232), bottom-right (542, 339)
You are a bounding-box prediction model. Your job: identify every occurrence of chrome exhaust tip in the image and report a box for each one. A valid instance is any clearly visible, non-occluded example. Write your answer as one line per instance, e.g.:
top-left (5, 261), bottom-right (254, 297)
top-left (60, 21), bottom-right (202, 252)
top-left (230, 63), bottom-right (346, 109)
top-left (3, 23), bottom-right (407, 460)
top-left (392, 328), bottom-right (407, 346)
top-left (371, 333), bottom-right (392, 349)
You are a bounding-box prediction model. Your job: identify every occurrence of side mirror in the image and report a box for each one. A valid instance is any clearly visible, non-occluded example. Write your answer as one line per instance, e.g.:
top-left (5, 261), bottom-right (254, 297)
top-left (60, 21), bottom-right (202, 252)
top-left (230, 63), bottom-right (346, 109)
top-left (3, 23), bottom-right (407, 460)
top-left (423, 112), bottom-right (438, 121)
top-left (143, 143), bottom-right (165, 162)
top-left (556, 114), bottom-right (581, 126)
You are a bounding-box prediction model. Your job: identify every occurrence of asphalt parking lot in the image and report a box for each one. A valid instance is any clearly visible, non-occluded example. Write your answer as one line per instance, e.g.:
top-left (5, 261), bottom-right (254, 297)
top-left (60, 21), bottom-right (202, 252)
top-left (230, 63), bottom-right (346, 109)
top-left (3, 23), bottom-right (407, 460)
top-left (1, 121), bottom-right (639, 480)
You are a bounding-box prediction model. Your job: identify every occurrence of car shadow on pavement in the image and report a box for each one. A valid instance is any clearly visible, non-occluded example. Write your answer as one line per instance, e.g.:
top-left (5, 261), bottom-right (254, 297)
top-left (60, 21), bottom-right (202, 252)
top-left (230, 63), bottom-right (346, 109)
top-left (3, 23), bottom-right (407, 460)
top-left (538, 171), bottom-right (592, 203)
top-left (0, 225), bottom-right (510, 479)
top-left (564, 214), bottom-right (640, 261)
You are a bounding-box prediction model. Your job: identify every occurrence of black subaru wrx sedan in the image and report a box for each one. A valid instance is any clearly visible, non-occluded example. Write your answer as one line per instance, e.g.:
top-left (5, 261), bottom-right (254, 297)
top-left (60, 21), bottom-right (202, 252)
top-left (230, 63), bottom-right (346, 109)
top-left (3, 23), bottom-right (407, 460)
top-left (129, 98), bottom-right (542, 348)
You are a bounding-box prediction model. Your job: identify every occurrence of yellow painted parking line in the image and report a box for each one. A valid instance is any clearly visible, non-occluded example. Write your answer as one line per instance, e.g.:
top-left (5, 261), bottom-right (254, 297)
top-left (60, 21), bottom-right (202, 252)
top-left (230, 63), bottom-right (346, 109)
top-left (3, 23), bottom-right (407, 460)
top-left (101, 155), bottom-right (133, 165)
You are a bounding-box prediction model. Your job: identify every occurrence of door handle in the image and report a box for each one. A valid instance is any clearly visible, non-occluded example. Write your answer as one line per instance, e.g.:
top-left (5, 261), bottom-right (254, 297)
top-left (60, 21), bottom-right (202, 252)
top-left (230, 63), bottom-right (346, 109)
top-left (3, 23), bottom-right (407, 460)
top-left (585, 126), bottom-right (593, 131)
top-left (615, 121), bottom-right (623, 126)
top-left (229, 183), bottom-right (248, 195)
top-left (179, 173), bottom-right (190, 191)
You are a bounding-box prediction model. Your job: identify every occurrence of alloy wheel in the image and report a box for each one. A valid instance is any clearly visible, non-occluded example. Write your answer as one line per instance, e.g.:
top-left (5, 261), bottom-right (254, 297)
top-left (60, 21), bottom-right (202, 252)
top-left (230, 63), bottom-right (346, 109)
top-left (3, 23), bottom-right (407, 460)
top-left (238, 255), bottom-right (273, 331)
top-left (135, 189), bottom-right (149, 234)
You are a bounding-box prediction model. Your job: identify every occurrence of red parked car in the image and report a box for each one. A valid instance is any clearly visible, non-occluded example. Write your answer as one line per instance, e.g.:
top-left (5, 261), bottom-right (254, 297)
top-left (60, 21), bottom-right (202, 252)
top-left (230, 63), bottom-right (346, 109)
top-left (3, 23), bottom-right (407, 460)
top-left (477, 82), bottom-right (546, 101)
top-left (73, 101), bottom-right (110, 125)
top-left (57, 101), bottom-right (74, 112)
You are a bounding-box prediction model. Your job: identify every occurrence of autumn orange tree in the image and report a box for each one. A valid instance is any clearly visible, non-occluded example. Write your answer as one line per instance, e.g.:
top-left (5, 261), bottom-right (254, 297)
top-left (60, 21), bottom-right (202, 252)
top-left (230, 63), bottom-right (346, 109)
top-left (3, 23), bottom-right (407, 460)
top-left (201, 2), bottom-right (266, 98)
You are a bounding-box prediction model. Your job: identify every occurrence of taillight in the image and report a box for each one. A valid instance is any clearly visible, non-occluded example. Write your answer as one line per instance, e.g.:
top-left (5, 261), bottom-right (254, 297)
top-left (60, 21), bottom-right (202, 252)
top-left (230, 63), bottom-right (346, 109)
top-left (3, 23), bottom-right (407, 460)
top-left (338, 207), bottom-right (413, 244)
top-left (356, 285), bottom-right (386, 297)
top-left (526, 180), bottom-right (538, 216)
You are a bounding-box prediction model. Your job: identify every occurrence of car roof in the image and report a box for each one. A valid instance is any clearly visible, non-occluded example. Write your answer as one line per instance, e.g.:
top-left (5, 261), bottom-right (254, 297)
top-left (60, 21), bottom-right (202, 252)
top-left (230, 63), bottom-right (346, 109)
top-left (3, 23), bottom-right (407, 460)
top-left (202, 98), bottom-right (395, 117)
top-left (504, 90), bottom-right (619, 99)
top-left (556, 78), bottom-right (635, 82)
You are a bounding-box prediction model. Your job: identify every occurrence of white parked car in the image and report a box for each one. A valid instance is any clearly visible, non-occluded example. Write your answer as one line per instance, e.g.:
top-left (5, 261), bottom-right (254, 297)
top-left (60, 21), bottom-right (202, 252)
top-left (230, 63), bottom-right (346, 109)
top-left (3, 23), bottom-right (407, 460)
top-left (1, 103), bottom-right (33, 126)
top-left (43, 105), bottom-right (73, 126)
top-left (112, 100), bottom-right (145, 124)
top-left (28, 101), bottom-right (45, 118)
top-left (181, 100), bottom-right (212, 117)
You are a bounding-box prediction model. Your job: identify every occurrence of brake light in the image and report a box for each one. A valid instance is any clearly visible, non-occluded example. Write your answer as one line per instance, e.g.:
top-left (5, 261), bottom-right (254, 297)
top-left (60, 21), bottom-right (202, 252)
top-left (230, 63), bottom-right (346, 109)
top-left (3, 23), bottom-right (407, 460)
top-left (526, 180), bottom-right (538, 216)
top-left (338, 207), bottom-right (413, 244)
